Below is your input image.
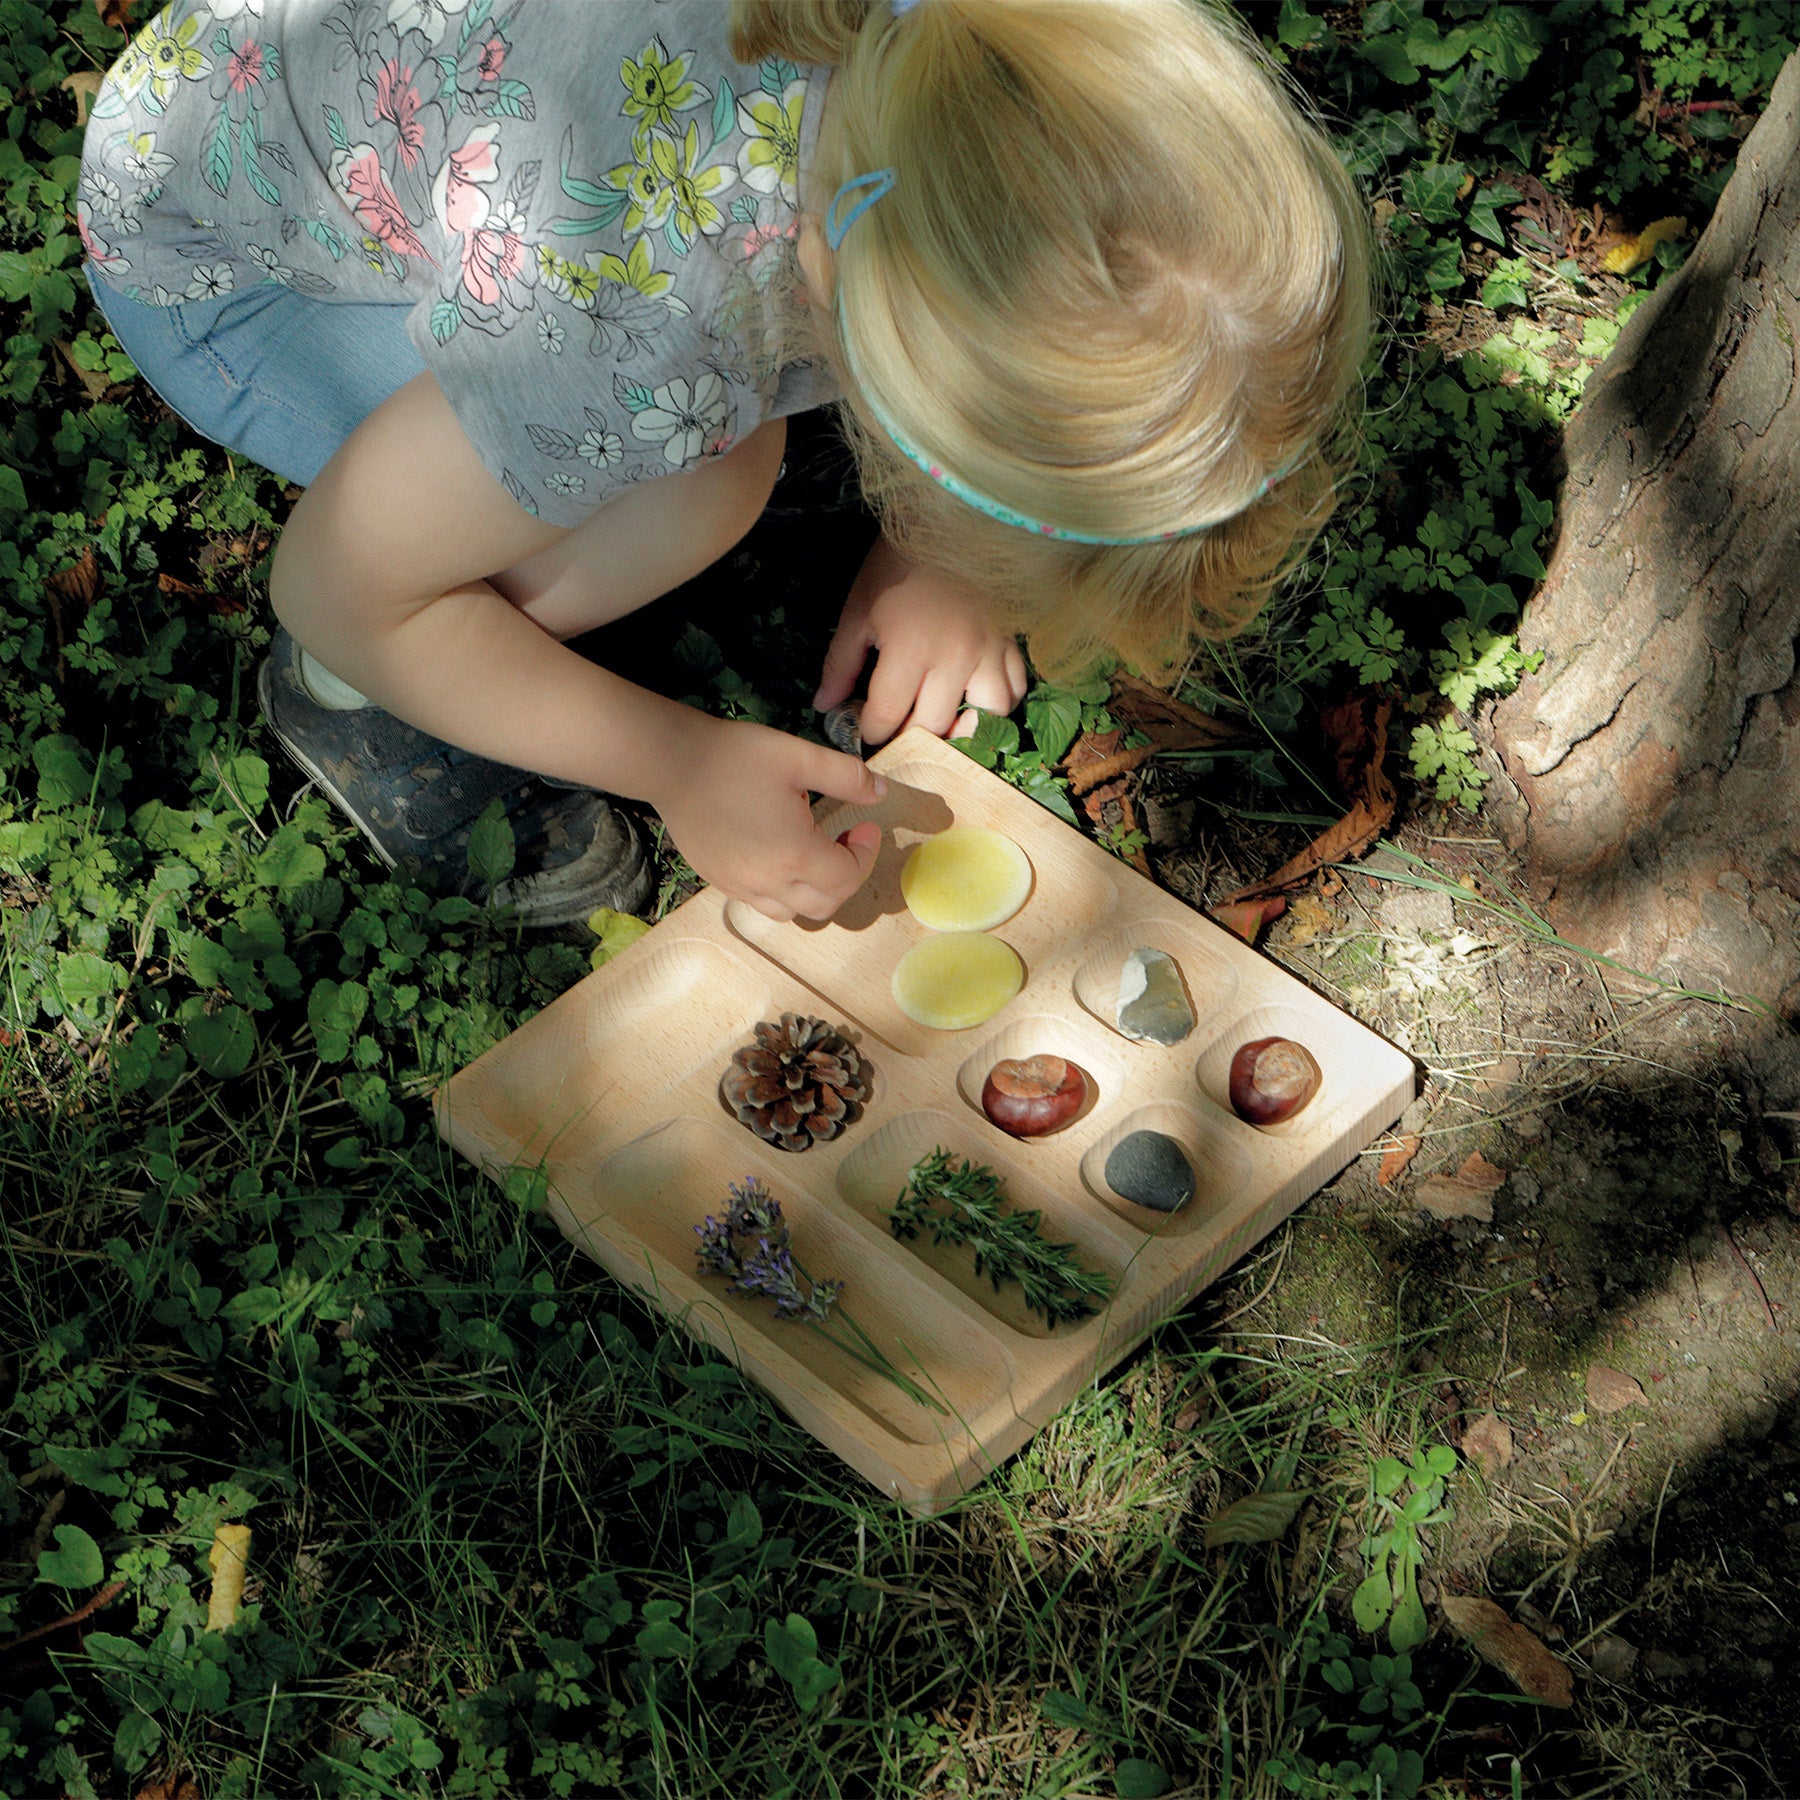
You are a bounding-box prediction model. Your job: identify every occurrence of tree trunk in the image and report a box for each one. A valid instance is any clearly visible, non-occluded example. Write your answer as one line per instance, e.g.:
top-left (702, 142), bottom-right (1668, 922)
top-left (1487, 52), bottom-right (1800, 1017)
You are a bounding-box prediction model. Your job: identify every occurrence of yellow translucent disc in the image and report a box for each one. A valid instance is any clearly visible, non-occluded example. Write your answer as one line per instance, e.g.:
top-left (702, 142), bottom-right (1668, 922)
top-left (891, 933), bottom-right (1024, 1031)
top-left (900, 826), bottom-right (1033, 932)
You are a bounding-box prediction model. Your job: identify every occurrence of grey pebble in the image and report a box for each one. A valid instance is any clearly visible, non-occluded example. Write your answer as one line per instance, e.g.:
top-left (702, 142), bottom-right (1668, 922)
top-left (1116, 947), bottom-right (1196, 1046)
top-left (1105, 1129), bottom-right (1195, 1213)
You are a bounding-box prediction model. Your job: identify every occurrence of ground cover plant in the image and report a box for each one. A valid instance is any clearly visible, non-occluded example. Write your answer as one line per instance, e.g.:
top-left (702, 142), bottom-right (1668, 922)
top-left (6, 0), bottom-right (1800, 1794)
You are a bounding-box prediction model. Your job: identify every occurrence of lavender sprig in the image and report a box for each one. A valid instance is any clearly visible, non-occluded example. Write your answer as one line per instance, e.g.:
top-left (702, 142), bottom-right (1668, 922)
top-left (695, 1178), bottom-right (945, 1414)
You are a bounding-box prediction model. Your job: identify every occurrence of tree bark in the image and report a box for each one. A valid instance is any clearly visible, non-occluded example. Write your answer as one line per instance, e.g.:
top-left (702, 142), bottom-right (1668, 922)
top-left (1487, 52), bottom-right (1800, 1016)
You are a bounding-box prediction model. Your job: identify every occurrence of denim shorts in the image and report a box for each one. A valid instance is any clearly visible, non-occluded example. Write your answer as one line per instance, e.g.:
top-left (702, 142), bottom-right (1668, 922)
top-left (85, 270), bottom-right (424, 488)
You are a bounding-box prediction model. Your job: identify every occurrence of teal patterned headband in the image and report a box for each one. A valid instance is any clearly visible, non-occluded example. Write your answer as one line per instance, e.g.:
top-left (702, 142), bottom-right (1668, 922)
top-left (834, 290), bottom-right (1298, 545)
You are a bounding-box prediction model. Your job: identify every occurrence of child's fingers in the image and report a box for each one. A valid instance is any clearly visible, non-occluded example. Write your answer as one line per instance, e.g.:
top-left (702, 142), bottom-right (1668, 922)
top-left (906, 666), bottom-right (971, 739)
top-left (962, 646), bottom-right (1021, 719)
top-left (786, 824), bottom-right (879, 921)
top-left (798, 742), bottom-right (889, 808)
top-left (813, 609), bottom-right (875, 711)
top-left (859, 654), bottom-right (929, 745)
top-left (1003, 641), bottom-right (1029, 707)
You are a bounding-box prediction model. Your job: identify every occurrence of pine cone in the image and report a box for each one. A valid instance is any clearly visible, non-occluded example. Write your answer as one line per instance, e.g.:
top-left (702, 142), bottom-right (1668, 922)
top-left (721, 1013), bottom-right (873, 1152)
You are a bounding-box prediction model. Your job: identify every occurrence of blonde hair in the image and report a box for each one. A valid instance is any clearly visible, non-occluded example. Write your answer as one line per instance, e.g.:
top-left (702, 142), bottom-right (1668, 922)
top-left (732, 0), bottom-right (1373, 679)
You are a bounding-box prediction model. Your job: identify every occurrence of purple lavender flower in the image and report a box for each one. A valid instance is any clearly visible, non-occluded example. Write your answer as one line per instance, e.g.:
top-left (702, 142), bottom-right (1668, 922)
top-left (697, 1177), bottom-right (838, 1324)
top-left (692, 1177), bottom-right (943, 1414)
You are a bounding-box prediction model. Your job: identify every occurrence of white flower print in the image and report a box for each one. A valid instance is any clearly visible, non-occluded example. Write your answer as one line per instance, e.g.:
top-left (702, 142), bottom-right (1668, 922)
top-left (537, 315), bottom-right (564, 355)
top-left (121, 130), bottom-right (175, 185)
top-left (578, 428), bottom-right (622, 468)
top-left (207, 0), bottom-right (264, 15)
top-left (185, 263), bottom-right (235, 299)
top-left (545, 471), bottom-right (586, 496)
top-left (246, 244), bottom-right (292, 282)
top-left (83, 169), bottom-right (123, 223)
top-left (629, 374), bottom-right (728, 466)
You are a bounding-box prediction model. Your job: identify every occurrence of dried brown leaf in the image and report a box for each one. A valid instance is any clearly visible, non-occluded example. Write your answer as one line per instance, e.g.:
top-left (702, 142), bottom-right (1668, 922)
top-left (1377, 1134), bottom-right (1421, 1187)
top-left (1460, 1411), bottom-right (1514, 1478)
top-left (1283, 893), bottom-right (1336, 947)
top-left (1211, 895), bottom-right (1286, 944)
top-left (1108, 672), bottom-right (1252, 750)
top-left (1585, 1363), bottom-right (1646, 1414)
top-left (95, 0), bottom-right (134, 29)
top-left (60, 69), bottom-right (104, 124)
top-left (1416, 1151), bottom-right (1506, 1222)
top-left (1440, 1595), bottom-right (1573, 1707)
top-left (48, 546), bottom-right (100, 609)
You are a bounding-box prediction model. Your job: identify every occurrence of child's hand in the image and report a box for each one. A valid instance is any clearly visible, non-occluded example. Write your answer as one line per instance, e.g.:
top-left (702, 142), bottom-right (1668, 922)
top-left (653, 717), bottom-right (886, 922)
top-left (814, 536), bottom-right (1028, 746)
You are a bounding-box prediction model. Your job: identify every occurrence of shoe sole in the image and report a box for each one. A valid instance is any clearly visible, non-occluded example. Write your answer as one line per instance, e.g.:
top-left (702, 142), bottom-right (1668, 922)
top-left (257, 654), bottom-right (653, 929)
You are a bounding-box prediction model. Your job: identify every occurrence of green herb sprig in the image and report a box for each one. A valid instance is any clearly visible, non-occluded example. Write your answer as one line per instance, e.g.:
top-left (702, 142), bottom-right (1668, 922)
top-left (886, 1148), bottom-right (1115, 1329)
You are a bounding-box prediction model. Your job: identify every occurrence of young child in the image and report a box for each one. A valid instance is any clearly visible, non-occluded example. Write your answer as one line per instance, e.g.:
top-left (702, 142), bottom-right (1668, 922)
top-left (78, 0), bottom-right (1371, 926)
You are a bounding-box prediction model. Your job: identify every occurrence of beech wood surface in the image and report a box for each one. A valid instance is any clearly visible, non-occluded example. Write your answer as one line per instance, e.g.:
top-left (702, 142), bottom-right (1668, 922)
top-left (435, 729), bottom-right (1415, 1512)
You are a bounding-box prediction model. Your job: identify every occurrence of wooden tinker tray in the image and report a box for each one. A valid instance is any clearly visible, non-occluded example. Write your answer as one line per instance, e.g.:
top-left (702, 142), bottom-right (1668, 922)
top-left (434, 729), bottom-right (1415, 1513)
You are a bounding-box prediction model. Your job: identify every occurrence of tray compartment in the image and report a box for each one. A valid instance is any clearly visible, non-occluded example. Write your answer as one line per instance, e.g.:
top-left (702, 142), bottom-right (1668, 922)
top-left (1194, 1001), bottom-right (1386, 1140)
top-left (951, 1012), bottom-right (1124, 1137)
top-left (835, 1109), bottom-right (1133, 1340)
top-left (1072, 916), bottom-right (1240, 1045)
top-left (450, 934), bottom-right (775, 1168)
top-left (1078, 1099), bottom-right (1256, 1236)
top-left (577, 1116), bottom-right (1013, 1445)
top-left (726, 760), bottom-right (1124, 1056)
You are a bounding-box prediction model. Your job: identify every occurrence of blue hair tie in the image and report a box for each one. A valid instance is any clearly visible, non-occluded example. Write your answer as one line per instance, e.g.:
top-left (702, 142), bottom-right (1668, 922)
top-left (825, 168), bottom-right (896, 250)
top-left (891, 0), bottom-right (926, 14)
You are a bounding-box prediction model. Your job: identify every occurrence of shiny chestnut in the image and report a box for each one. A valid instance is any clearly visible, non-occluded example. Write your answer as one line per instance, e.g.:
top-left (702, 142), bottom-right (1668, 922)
top-left (1228, 1037), bottom-right (1322, 1127)
top-left (981, 1055), bottom-right (1088, 1138)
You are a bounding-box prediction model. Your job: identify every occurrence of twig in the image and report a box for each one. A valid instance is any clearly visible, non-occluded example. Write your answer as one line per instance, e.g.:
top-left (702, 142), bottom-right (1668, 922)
top-left (1722, 1225), bottom-right (1779, 1332)
top-left (0, 1581), bottom-right (126, 1657)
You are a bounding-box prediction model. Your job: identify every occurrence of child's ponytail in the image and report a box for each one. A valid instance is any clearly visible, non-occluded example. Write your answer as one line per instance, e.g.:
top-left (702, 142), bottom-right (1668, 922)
top-left (730, 0), bottom-right (873, 67)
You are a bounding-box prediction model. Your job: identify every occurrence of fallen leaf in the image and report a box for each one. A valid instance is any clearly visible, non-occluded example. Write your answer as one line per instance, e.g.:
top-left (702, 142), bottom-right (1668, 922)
top-left (204, 1523), bottom-right (252, 1634)
top-left (1440, 1595), bottom-right (1573, 1707)
top-left (1460, 1411), bottom-right (1514, 1479)
top-left (1600, 215), bottom-right (1686, 275)
top-left (1108, 673), bottom-right (1253, 751)
top-left (1204, 1489), bottom-right (1306, 1548)
top-left (1585, 1363), bottom-right (1646, 1414)
top-left (59, 69), bottom-right (104, 124)
top-left (55, 337), bottom-right (113, 402)
top-left (134, 1778), bottom-right (200, 1800)
top-left (588, 906), bottom-right (651, 970)
top-left (1211, 895), bottom-right (1285, 944)
top-left (1415, 1151), bottom-right (1506, 1223)
top-left (1283, 893), bottom-right (1336, 947)
top-left (1066, 745), bottom-right (1153, 796)
top-left (48, 546), bottom-right (100, 610)
top-left (1064, 728), bottom-right (1130, 820)
top-left (1221, 700), bottom-right (1395, 902)
top-left (95, 0), bottom-right (135, 28)
top-left (1377, 1133), bottom-right (1422, 1187)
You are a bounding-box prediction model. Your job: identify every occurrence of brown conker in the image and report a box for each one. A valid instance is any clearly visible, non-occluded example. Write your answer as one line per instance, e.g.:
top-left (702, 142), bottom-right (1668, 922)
top-left (1228, 1037), bottom-right (1322, 1127)
top-left (981, 1054), bottom-right (1088, 1138)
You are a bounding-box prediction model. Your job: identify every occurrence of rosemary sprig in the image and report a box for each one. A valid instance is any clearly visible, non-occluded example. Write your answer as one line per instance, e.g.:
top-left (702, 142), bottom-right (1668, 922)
top-left (696, 1177), bottom-right (948, 1415)
top-left (886, 1148), bottom-right (1115, 1328)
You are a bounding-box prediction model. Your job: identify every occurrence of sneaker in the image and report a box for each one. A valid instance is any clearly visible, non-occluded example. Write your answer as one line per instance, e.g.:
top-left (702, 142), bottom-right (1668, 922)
top-left (257, 628), bottom-right (652, 927)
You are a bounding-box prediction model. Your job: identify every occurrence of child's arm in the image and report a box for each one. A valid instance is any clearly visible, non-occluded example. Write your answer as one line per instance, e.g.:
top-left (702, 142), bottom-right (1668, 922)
top-left (269, 371), bottom-right (884, 922)
top-left (813, 535), bottom-right (1030, 745)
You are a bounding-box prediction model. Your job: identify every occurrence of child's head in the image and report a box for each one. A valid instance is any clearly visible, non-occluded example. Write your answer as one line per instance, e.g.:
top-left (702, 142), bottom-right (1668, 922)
top-left (733, 0), bottom-right (1373, 680)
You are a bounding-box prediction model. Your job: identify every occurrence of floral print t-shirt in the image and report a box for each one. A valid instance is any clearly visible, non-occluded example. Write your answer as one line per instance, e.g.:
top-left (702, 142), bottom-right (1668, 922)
top-left (79, 0), bottom-right (836, 526)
